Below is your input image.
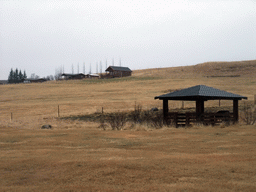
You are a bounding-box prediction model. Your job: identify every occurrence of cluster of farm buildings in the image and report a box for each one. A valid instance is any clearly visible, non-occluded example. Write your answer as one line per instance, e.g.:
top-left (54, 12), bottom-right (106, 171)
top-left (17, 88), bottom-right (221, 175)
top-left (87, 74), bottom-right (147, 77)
top-left (0, 66), bottom-right (132, 84)
top-left (61, 66), bottom-right (132, 80)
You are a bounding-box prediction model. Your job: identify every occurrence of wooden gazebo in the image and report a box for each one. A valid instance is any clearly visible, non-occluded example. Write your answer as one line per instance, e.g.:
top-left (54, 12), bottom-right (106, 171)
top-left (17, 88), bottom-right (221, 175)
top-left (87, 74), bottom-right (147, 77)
top-left (155, 85), bottom-right (247, 126)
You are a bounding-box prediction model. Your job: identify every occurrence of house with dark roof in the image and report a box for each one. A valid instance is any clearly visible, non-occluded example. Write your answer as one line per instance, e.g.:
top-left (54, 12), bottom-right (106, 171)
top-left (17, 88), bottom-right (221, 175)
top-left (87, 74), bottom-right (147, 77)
top-left (104, 66), bottom-right (132, 78)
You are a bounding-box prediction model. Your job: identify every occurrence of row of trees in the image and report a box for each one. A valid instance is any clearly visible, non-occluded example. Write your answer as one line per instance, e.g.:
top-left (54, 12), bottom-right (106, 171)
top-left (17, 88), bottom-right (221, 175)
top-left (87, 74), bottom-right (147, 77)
top-left (8, 68), bottom-right (27, 84)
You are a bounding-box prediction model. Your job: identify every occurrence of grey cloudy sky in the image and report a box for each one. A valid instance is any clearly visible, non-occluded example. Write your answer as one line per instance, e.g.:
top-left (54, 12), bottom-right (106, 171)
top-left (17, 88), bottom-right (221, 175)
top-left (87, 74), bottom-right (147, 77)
top-left (0, 0), bottom-right (255, 79)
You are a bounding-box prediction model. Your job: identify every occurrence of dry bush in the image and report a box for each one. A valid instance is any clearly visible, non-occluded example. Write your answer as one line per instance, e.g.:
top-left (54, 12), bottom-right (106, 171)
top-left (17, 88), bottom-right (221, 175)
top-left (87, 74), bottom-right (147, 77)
top-left (107, 112), bottom-right (127, 130)
top-left (128, 106), bottom-right (164, 129)
top-left (130, 104), bottom-right (143, 123)
top-left (93, 106), bottom-right (165, 130)
top-left (240, 102), bottom-right (256, 125)
top-left (98, 115), bottom-right (107, 130)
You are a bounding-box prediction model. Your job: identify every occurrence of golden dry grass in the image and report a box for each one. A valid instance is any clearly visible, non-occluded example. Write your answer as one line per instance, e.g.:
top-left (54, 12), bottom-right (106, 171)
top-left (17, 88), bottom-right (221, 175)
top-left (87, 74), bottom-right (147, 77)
top-left (0, 123), bottom-right (256, 191)
top-left (0, 60), bottom-right (256, 191)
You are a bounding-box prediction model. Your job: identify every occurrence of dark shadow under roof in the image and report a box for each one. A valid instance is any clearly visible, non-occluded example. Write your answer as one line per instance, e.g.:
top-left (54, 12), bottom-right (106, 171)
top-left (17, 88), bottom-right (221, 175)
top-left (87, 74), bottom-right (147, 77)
top-left (155, 85), bottom-right (247, 101)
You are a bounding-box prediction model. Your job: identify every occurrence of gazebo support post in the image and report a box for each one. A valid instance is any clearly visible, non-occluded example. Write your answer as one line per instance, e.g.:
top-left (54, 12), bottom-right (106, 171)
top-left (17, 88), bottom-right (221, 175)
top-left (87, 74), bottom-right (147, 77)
top-left (163, 99), bottom-right (169, 124)
top-left (196, 100), bottom-right (205, 122)
top-left (233, 99), bottom-right (239, 123)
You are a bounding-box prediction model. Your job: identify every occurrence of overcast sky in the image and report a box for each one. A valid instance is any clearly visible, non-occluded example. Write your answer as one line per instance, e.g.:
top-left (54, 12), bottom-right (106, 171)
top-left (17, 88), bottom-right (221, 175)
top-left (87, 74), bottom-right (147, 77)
top-left (0, 0), bottom-right (255, 79)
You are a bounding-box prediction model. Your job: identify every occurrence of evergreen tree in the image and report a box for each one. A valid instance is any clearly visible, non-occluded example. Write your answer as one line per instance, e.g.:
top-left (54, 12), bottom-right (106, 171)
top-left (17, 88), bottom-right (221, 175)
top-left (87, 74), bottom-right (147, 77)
top-left (8, 68), bottom-right (14, 83)
top-left (18, 70), bottom-right (23, 82)
top-left (8, 68), bottom-right (27, 83)
top-left (14, 68), bottom-right (19, 83)
top-left (23, 70), bottom-right (27, 79)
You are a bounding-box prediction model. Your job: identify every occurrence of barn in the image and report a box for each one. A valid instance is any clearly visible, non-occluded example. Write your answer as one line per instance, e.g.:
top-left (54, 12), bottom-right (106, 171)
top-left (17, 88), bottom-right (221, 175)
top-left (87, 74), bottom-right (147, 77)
top-left (105, 66), bottom-right (132, 78)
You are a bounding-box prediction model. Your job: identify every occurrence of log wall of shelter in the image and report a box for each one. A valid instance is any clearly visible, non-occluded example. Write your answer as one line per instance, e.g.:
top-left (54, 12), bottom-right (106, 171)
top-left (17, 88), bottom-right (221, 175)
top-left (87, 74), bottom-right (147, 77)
top-left (167, 112), bottom-right (234, 127)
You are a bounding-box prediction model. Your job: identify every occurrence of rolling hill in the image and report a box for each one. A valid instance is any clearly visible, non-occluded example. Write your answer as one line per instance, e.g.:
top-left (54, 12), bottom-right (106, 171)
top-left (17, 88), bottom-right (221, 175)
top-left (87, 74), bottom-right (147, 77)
top-left (133, 59), bottom-right (256, 79)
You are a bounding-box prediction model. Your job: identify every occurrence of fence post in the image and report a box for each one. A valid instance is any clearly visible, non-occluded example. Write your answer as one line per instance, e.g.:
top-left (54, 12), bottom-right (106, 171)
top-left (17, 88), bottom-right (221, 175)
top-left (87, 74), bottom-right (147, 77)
top-left (57, 105), bottom-right (60, 117)
top-left (10, 112), bottom-right (13, 122)
top-left (102, 107), bottom-right (104, 114)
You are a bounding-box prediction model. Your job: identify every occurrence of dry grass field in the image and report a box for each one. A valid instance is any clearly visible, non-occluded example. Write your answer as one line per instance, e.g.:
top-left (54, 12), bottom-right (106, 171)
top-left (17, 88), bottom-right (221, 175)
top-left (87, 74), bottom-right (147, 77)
top-left (0, 60), bottom-right (256, 191)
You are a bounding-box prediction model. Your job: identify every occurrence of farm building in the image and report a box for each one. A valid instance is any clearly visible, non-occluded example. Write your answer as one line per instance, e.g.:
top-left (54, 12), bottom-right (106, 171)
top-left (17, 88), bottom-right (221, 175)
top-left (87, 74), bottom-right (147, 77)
top-left (86, 74), bottom-right (100, 79)
top-left (24, 78), bottom-right (47, 83)
top-left (104, 66), bottom-right (132, 78)
top-left (61, 73), bottom-right (86, 80)
top-left (155, 85), bottom-right (247, 127)
top-left (61, 73), bottom-right (100, 80)
top-left (0, 80), bottom-right (8, 85)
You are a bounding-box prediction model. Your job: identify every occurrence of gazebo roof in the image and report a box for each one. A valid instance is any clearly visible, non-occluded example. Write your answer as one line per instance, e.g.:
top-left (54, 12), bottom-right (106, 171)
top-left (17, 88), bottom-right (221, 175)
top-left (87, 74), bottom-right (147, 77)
top-left (155, 85), bottom-right (247, 101)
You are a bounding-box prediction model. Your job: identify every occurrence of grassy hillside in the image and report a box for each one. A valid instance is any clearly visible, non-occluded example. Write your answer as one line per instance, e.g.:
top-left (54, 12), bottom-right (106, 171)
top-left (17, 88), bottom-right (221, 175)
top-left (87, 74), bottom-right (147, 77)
top-left (0, 60), bottom-right (256, 191)
top-left (1, 60), bottom-right (255, 122)
top-left (133, 60), bottom-right (256, 78)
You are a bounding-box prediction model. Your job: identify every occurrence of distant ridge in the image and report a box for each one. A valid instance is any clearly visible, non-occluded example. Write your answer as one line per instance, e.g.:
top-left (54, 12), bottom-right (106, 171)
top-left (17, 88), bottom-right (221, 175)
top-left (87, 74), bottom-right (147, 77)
top-left (133, 60), bottom-right (256, 78)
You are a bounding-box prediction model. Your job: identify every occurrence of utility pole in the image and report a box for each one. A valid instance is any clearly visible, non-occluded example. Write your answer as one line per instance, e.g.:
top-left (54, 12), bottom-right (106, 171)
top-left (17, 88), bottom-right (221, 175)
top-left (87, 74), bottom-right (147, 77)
top-left (83, 62), bottom-right (85, 74)
top-left (77, 63), bottom-right (79, 73)
top-left (72, 64), bottom-right (74, 74)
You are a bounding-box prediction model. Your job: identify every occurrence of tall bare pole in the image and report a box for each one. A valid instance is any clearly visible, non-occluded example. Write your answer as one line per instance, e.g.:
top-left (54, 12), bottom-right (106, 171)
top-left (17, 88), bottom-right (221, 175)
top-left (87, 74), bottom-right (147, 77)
top-left (105, 59), bottom-right (107, 70)
top-left (100, 61), bottom-right (102, 74)
top-left (72, 64), bottom-right (74, 74)
top-left (96, 62), bottom-right (98, 74)
top-left (83, 62), bottom-right (85, 74)
top-left (89, 63), bottom-right (91, 74)
top-left (77, 63), bottom-right (79, 73)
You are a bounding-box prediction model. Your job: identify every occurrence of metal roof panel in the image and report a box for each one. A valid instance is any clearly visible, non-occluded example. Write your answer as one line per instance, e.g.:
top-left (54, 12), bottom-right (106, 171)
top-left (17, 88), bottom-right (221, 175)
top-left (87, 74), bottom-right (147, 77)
top-left (155, 85), bottom-right (247, 100)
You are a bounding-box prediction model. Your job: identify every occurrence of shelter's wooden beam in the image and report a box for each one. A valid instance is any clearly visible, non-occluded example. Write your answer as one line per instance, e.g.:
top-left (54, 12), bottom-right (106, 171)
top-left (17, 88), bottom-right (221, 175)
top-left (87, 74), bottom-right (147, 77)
top-left (233, 99), bottom-right (239, 122)
top-left (163, 99), bottom-right (169, 124)
top-left (196, 100), bottom-right (204, 121)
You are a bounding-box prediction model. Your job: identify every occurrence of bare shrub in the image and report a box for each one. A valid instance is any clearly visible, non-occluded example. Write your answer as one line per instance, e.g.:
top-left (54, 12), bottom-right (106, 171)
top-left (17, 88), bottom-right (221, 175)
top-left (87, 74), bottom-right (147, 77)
top-left (241, 103), bottom-right (256, 125)
top-left (108, 112), bottom-right (127, 130)
top-left (128, 106), bottom-right (164, 129)
top-left (73, 105), bottom-right (165, 130)
top-left (99, 115), bottom-right (107, 130)
top-left (147, 112), bottom-right (164, 129)
top-left (131, 104), bottom-right (142, 123)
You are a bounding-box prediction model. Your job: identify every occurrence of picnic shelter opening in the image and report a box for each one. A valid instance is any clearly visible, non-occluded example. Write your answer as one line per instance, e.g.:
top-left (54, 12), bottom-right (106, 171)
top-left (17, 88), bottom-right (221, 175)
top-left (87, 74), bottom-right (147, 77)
top-left (155, 85), bottom-right (247, 126)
